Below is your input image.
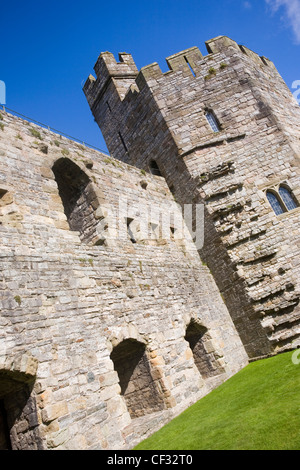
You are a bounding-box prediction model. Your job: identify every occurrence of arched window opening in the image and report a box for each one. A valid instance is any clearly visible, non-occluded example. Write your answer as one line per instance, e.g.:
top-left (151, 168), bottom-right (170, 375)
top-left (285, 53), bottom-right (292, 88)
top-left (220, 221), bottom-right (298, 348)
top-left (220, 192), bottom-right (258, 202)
top-left (149, 160), bottom-right (162, 177)
top-left (52, 158), bottom-right (99, 243)
top-left (185, 322), bottom-right (224, 379)
top-left (205, 110), bottom-right (221, 133)
top-left (266, 190), bottom-right (286, 216)
top-left (110, 339), bottom-right (164, 419)
top-left (278, 186), bottom-right (298, 211)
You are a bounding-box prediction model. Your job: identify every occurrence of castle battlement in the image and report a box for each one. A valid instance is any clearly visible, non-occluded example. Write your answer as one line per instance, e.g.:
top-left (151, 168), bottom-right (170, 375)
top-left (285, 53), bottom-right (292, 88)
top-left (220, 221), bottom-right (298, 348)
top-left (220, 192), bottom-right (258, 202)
top-left (84, 51), bottom-right (139, 106)
top-left (84, 36), bottom-right (277, 112)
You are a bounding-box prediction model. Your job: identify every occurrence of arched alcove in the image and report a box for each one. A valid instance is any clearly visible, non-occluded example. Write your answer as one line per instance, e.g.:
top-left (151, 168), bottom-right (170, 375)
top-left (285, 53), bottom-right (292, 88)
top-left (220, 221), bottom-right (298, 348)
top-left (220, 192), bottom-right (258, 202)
top-left (52, 158), bottom-right (99, 243)
top-left (0, 353), bottom-right (42, 450)
top-left (110, 339), bottom-right (164, 419)
top-left (185, 322), bottom-right (224, 379)
top-left (0, 380), bottom-right (40, 450)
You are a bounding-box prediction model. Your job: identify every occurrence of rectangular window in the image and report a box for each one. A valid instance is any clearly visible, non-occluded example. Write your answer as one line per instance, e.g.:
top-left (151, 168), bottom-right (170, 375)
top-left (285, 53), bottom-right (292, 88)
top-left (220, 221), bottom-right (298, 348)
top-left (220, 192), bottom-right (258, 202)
top-left (205, 112), bottom-right (220, 133)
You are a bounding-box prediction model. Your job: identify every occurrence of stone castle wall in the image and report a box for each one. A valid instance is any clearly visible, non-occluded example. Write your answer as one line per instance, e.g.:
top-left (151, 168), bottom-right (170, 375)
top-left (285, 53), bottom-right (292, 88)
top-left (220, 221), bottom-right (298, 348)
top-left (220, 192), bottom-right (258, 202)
top-left (0, 111), bottom-right (247, 449)
top-left (85, 35), bottom-right (300, 358)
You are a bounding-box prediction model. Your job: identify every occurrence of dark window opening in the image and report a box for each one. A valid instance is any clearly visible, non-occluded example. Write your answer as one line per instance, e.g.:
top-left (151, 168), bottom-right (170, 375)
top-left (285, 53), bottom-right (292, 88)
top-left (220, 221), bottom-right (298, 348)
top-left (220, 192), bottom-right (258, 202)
top-left (110, 339), bottom-right (164, 419)
top-left (149, 160), bottom-right (162, 177)
top-left (170, 226), bottom-right (176, 240)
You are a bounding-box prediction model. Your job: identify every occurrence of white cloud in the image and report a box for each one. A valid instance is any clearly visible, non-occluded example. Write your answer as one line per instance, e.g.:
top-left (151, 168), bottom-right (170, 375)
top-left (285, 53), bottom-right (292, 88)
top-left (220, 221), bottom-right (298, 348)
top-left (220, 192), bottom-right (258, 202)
top-left (266, 0), bottom-right (300, 43)
top-left (243, 1), bottom-right (252, 9)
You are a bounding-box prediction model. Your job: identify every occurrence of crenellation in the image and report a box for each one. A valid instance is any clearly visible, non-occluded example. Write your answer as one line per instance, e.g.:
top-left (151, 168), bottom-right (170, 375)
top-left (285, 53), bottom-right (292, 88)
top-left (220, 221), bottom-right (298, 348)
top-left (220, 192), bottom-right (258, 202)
top-left (205, 35), bottom-right (241, 54)
top-left (84, 51), bottom-right (139, 106)
top-left (166, 47), bottom-right (203, 74)
top-left (84, 35), bottom-right (282, 129)
top-left (93, 51), bottom-right (137, 81)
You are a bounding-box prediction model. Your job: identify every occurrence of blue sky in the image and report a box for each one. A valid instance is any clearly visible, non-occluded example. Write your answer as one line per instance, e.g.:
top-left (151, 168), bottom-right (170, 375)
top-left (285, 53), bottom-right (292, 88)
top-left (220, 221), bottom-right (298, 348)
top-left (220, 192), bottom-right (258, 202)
top-left (1, 0), bottom-right (299, 153)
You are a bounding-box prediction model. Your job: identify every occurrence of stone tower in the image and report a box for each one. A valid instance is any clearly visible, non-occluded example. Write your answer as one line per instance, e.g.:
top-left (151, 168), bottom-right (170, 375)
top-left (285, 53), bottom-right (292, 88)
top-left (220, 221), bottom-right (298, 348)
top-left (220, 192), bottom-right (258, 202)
top-left (84, 35), bottom-right (300, 359)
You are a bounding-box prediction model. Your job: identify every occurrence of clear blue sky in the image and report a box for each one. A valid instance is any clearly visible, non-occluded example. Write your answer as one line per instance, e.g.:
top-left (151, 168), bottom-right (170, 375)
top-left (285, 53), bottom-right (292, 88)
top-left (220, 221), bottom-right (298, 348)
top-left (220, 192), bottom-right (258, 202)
top-left (1, 0), bottom-right (299, 153)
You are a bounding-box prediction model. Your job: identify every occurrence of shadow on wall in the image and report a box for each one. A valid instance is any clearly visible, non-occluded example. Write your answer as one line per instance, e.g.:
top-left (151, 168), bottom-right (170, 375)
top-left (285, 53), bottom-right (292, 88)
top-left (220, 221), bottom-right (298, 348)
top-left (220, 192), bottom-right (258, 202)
top-left (52, 157), bottom-right (100, 244)
top-left (185, 321), bottom-right (225, 379)
top-left (110, 339), bottom-right (165, 419)
top-left (0, 373), bottom-right (42, 450)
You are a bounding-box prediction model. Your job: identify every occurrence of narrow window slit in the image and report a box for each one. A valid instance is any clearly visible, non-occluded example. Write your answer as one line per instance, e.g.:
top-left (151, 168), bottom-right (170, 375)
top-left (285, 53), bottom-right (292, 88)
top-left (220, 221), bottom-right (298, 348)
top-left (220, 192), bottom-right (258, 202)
top-left (119, 132), bottom-right (128, 153)
top-left (205, 111), bottom-right (221, 133)
top-left (106, 101), bottom-right (112, 112)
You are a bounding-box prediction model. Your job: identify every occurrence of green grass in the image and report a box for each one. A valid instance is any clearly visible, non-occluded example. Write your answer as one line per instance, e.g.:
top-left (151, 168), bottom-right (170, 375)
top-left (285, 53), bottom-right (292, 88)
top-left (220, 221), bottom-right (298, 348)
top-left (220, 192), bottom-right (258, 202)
top-left (135, 351), bottom-right (300, 450)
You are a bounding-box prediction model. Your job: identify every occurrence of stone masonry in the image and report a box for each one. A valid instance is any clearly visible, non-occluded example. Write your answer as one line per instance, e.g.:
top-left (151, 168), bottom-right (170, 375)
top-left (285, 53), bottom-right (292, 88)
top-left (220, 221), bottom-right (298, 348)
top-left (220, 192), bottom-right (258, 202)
top-left (0, 110), bottom-right (247, 449)
top-left (2, 33), bottom-right (299, 450)
top-left (84, 35), bottom-right (300, 359)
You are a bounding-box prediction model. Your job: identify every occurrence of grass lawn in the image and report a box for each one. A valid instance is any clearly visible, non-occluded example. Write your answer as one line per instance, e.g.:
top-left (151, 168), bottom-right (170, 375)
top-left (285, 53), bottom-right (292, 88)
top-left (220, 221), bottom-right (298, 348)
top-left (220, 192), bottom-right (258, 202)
top-left (135, 350), bottom-right (300, 450)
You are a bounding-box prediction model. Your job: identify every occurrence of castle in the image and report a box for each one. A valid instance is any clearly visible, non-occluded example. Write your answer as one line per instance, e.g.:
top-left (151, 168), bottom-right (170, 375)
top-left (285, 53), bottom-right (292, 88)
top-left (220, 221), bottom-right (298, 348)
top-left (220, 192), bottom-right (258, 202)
top-left (0, 35), bottom-right (299, 450)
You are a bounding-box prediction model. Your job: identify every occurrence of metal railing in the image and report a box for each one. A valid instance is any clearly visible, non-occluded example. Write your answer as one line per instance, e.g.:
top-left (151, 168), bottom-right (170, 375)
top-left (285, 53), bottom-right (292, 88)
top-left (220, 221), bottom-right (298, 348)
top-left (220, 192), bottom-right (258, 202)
top-left (0, 104), bottom-right (110, 155)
